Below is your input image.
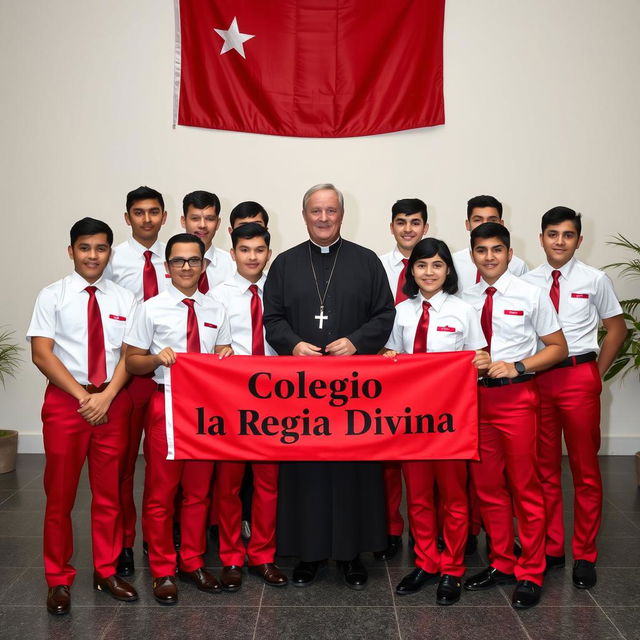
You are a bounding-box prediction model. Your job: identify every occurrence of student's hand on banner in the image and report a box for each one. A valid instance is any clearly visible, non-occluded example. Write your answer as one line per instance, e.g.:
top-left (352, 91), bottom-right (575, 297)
top-left (472, 350), bottom-right (491, 373)
top-left (487, 360), bottom-right (518, 379)
top-left (380, 349), bottom-right (398, 359)
top-left (325, 338), bottom-right (356, 356)
top-left (155, 347), bottom-right (177, 367)
top-left (293, 341), bottom-right (323, 356)
top-left (215, 345), bottom-right (234, 359)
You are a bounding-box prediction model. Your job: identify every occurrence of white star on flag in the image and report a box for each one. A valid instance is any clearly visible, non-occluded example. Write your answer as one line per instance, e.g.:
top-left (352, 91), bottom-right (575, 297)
top-left (214, 17), bottom-right (255, 59)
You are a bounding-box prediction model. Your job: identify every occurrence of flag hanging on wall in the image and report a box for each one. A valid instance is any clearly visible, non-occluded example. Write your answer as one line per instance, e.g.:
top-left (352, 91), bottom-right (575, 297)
top-left (174, 0), bottom-right (445, 138)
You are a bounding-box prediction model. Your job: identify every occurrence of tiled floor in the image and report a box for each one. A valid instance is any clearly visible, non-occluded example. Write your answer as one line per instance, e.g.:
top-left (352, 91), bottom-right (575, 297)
top-left (0, 454), bottom-right (638, 639)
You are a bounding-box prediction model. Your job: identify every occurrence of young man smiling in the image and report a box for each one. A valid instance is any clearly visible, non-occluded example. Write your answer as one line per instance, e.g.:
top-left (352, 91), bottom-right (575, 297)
top-left (521, 207), bottom-right (626, 589)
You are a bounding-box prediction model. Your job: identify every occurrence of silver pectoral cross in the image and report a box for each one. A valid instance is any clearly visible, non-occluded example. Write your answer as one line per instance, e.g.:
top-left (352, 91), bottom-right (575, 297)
top-left (315, 306), bottom-right (328, 329)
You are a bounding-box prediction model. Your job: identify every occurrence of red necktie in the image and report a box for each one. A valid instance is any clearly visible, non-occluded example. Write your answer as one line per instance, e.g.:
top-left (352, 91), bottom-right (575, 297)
top-left (550, 270), bottom-right (561, 312)
top-left (143, 250), bottom-right (159, 301)
top-left (249, 284), bottom-right (265, 355)
top-left (481, 286), bottom-right (496, 352)
top-left (412, 301), bottom-right (431, 353)
top-left (475, 269), bottom-right (481, 284)
top-left (85, 286), bottom-right (107, 387)
top-left (198, 260), bottom-right (210, 294)
top-left (395, 259), bottom-right (409, 305)
top-left (182, 299), bottom-right (201, 353)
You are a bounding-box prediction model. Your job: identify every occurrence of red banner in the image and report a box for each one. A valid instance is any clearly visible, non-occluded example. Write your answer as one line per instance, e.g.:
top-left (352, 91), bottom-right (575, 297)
top-left (175, 0), bottom-right (445, 138)
top-left (165, 352), bottom-right (478, 461)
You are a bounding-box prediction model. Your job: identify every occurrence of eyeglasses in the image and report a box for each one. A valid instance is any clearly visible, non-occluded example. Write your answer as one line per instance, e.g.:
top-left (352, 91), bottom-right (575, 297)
top-left (167, 257), bottom-right (203, 268)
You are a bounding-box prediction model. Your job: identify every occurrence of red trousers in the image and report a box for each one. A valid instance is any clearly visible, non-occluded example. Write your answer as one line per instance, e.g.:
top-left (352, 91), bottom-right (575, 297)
top-left (42, 384), bottom-right (130, 587)
top-left (142, 390), bottom-right (214, 577)
top-left (216, 462), bottom-right (279, 565)
top-left (120, 375), bottom-right (156, 547)
top-left (382, 461), bottom-right (405, 536)
top-left (403, 460), bottom-right (468, 576)
top-left (536, 361), bottom-right (602, 562)
top-left (472, 381), bottom-right (546, 585)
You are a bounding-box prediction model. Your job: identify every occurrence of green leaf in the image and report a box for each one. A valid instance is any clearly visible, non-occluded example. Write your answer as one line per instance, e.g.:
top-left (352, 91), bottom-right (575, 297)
top-left (603, 358), bottom-right (630, 381)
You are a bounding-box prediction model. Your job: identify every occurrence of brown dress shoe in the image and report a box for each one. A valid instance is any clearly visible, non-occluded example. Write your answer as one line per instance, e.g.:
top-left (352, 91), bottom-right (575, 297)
top-left (93, 573), bottom-right (139, 601)
top-left (249, 563), bottom-right (288, 587)
top-left (179, 567), bottom-right (222, 593)
top-left (220, 565), bottom-right (243, 592)
top-left (47, 585), bottom-right (70, 615)
top-left (152, 575), bottom-right (178, 605)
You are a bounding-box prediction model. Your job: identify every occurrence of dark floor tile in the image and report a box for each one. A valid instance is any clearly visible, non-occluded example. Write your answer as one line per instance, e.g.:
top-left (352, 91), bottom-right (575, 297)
top-left (519, 606), bottom-right (624, 640)
top-left (0, 510), bottom-right (42, 537)
top-left (0, 604), bottom-right (118, 640)
top-left (576, 510), bottom-right (640, 538)
top-left (261, 566), bottom-right (392, 607)
top-left (604, 490), bottom-right (640, 512)
top-left (0, 490), bottom-right (15, 505)
top-left (0, 567), bottom-right (28, 600)
top-left (618, 511), bottom-right (640, 530)
top-left (601, 606), bottom-right (640, 640)
top-left (599, 457), bottom-right (637, 475)
top-left (0, 537), bottom-right (41, 567)
top-left (602, 473), bottom-right (638, 493)
top-left (14, 454), bottom-right (45, 470)
top-left (596, 537), bottom-right (640, 567)
top-left (537, 568), bottom-right (597, 606)
top-left (256, 606), bottom-right (399, 640)
top-left (0, 467), bottom-right (42, 491)
top-left (397, 606), bottom-right (528, 639)
top-left (587, 568), bottom-right (640, 607)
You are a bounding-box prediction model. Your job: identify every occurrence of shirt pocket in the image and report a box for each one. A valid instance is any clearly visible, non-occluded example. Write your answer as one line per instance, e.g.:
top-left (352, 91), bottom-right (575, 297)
top-left (565, 293), bottom-right (591, 323)
top-left (431, 326), bottom-right (464, 352)
top-left (200, 321), bottom-right (220, 353)
top-left (500, 310), bottom-right (526, 341)
top-left (103, 313), bottom-right (128, 349)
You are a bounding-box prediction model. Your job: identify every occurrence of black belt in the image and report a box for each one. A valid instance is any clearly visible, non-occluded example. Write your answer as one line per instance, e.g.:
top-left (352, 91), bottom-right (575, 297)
top-left (552, 351), bottom-right (597, 369)
top-left (478, 374), bottom-right (534, 388)
top-left (157, 384), bottom-right (165, 391)
top-left (82, 382), bottom-right (108, 394)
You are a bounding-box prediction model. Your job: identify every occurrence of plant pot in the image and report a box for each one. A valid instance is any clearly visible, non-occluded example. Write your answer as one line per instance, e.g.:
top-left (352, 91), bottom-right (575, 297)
top-left (636, 451), bottom-right (640, 488)
top-left (0, 430), bottom-right (18, 474)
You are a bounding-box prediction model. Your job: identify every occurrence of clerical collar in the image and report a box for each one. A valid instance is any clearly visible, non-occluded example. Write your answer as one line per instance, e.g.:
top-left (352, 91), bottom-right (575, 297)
top-left (309, 237), bottom-right (342, 254)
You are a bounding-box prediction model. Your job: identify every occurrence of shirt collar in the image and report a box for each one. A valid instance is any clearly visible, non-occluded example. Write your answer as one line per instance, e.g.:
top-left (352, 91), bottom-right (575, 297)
top-left (479, 270), bottom-right (513, 295)
top-left (392, 246), bottom-right (409, 266)
top-left (233, 271), bottom-right (267, 293)
top-left (543, 256), bottom-right (576, 280)
top-left (309, 237), bottom-right (342, 254)
top-left (167, 282), bottom-right (206, 306)
top-left (71, 270), bottom-right (108, 293)
top-left (419, 289), bottom-right (447, 312)
top-left (204, 245), bottom-right (218, 265)
top-left (128, 237), bottom-right (163, 257)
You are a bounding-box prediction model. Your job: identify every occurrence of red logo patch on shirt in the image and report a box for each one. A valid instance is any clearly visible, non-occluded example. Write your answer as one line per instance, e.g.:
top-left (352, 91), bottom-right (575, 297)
top-left (109, 314), bottom-right (126, 321)
top-left (437, 326), bottom-right (456, 332)
top-left (165, 273), bottom-right (171, 278)
top-left (204, 322), bottom-right (218, 329)
top-left (504, 310), bottom-right (524, 316)
top-left (571, 293), bottom-right (589, 299)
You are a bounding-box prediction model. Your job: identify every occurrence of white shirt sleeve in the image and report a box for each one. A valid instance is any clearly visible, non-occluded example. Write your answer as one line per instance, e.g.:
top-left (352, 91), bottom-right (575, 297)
top-left (463, 307), bottom-right (487, 350)
top-left (385, 316), bottom-right (405, 352)
top-left (593, 273), bottom-right (624, 320)
top-left (26, 287), bottom-right (57, 341)
top-left (124, 302), bottom-right (154, 350)
top-left (216, 309), bottom-right (233, 346)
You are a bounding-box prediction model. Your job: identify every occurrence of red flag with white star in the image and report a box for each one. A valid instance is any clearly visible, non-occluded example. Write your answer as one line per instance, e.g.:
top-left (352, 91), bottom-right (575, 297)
top-left (175, 0), bottom-right (445, 138)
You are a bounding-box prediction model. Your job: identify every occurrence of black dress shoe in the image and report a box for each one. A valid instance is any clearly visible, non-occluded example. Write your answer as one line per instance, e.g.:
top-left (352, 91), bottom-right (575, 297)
top-left (47, 585), bottom-right (70, 615)
top-left (395, 567), bottom-right (438, 595)
top-left (341, 556), bottom-right (368, 590)
top-left (180, 567), bottom-right (222, 593)
top-left (374, 534), bottom-right (402, 560)
top-left (511, 580), bottom-right (542, 609)
top-left (292, 560), bottom-right (326, 587)
top-left (544, 554), bottom-right (566, 574)
top-left (220, 565), bottom-right (243, 592)
top-left (464, 534), bottom-right (478, 556)
top-left (249, 563), bottom-right (288, 587)
top-left (153, 575), bottom-right (178, 605)
top-left (116, 547), bottom-right (134, 577)
top-left (93, 573), bottom-right (139, 601)
top-left (436, 574), bottom-right (462, 605)
top-left (463, 566), bottom-right (516, 591)
top-left (573, 560), bottom-right (597, 589)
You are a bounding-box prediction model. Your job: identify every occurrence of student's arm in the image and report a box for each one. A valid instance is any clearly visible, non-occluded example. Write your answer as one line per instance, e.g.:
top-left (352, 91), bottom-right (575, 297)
top-left (214, 344), bottom-right (233, 358)
top-left (125, 345), bottom-right (176, 375)
top-left (597, 314), bottom-right (628, 377)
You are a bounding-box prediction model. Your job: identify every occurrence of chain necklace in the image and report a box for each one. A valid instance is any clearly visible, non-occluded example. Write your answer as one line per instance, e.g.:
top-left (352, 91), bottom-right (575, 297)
top-left (308, 239), bottom-right (342, 329)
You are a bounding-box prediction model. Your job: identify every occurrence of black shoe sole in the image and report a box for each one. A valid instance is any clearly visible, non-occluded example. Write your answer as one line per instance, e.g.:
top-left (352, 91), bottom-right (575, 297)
top-left (47, 607), bottom-right (70, 616)
top-left (436, 593), bottom-right (461, 606)
top-left (572, 580), bottom-right (596, 590)
top-left (154, 596), bottom-right (178, 605)
top-left (512, 599), bottom-right (540, 610)
top-left (464, 577), bottom-right (516, 591)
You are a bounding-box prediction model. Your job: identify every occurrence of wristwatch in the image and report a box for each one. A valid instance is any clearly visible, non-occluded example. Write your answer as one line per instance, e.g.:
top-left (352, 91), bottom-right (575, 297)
top-left (514, 361), bottom-right (527, 375)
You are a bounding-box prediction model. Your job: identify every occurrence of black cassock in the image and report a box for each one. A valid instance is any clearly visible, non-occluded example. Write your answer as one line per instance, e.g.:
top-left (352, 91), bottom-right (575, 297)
top-left (263, 238), bottom-right (395, 561)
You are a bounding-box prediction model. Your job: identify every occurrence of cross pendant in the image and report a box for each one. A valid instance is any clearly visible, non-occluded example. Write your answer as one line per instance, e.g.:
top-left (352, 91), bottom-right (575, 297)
top-left (315, 306), bottom-right (328, 329)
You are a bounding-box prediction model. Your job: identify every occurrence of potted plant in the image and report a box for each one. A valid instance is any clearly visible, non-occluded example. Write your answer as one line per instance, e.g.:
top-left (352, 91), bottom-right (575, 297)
top-left (0, 328), bottom-right (21, 474)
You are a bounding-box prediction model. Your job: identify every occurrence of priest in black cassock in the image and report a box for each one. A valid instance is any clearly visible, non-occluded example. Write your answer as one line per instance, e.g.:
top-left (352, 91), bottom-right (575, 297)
top-left (263, 183), bottom-right (395, 589)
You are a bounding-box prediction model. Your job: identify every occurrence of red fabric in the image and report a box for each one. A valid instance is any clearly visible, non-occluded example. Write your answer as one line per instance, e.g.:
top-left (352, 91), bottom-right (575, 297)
top-left (403, 460), bottom-right (468, 576)
top-left (176, 0), bottom-right (445, 138)
top-left (473, 382), bottom-right (546, 585)
top-left (42, 384), bottom-right (130, 586)
top-left (475, 269), bottom-right (481, 284)
top-left (536, 361), bottom-right (603, 562)
top-left (412, 301), bottom-right (431, 353)
top-left (480, 286), bottom-right (496, 352)
top-left (142, 391), bottom-right (215, 576)
top-left (382, 462), bottom-right (404, 536)
top-left (167, 352), bottom-right (479, 462)
top-left (249, 284), bottom-right (265, 356)
top-left (198, 270), bottom-right (210, 294)
top-left (395, 259), bottom-right (409, 305)
top-left (143, 250), bottom-right (159, 301)
top-left (550, 270), bottom-right (561, 312)
top-left (216, 462), bottom-right (279, 565)
top-left (85, 286), bottom-right (106, 387)
top-left (182, 298), bottom-right (201, 353)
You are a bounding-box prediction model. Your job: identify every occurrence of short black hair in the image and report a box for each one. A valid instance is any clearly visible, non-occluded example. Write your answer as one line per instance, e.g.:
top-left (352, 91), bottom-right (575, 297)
top-left (70, 218), bottom-right (114, 246)
top-left (467, 195), bottom-right (502, 220)
top-left (403, 238), bottom-right (458, 298)
top-left (391, 198), bottom-right (428, 223)
top-left (470, 222), bottom-right (511, 250)
top-left (231, 222), bottom-right (271, 249)
top-left (182, 190), bottom-right (221, 216)
top-left (229, 201), bottom-right (269, 228)
top-left (541, 206), bottom-right (582, 235)
top-left (165, 233), bottom-right (205, 262)
top-left (126, 186), bottom-right (164, 212)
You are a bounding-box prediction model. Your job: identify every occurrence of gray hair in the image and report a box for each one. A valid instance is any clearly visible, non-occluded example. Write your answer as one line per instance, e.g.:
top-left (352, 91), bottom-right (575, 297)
top-left (302, 183), bottom-right (344, 211)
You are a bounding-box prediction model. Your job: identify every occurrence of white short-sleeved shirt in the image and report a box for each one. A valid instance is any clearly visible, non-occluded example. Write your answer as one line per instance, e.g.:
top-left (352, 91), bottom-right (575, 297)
top-left (453, 247), bottom-right (528, 294)
top-left (461, 271), bottom-right (560, 363)
top-left (124, 283), bottom-right (232, 383)
top-left (211, 272), bottom-right (277, 356)
top-left (202, 245), bottom-right (236, 291)
top-left (378, 247), bottom-right (409, 299)
top-left (106, 238), bottom-right (169, 303)
top-left (521, 258), bottom-right (623, 356)
top-left (386, 290), bottom-right (487, 354)
top-left (27, 271), bottom-right (136, 385)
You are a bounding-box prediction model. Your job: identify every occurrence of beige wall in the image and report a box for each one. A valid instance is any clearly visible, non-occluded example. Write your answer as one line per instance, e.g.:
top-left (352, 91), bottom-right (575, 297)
top-left (1, 0), bottom-right (638, 453)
